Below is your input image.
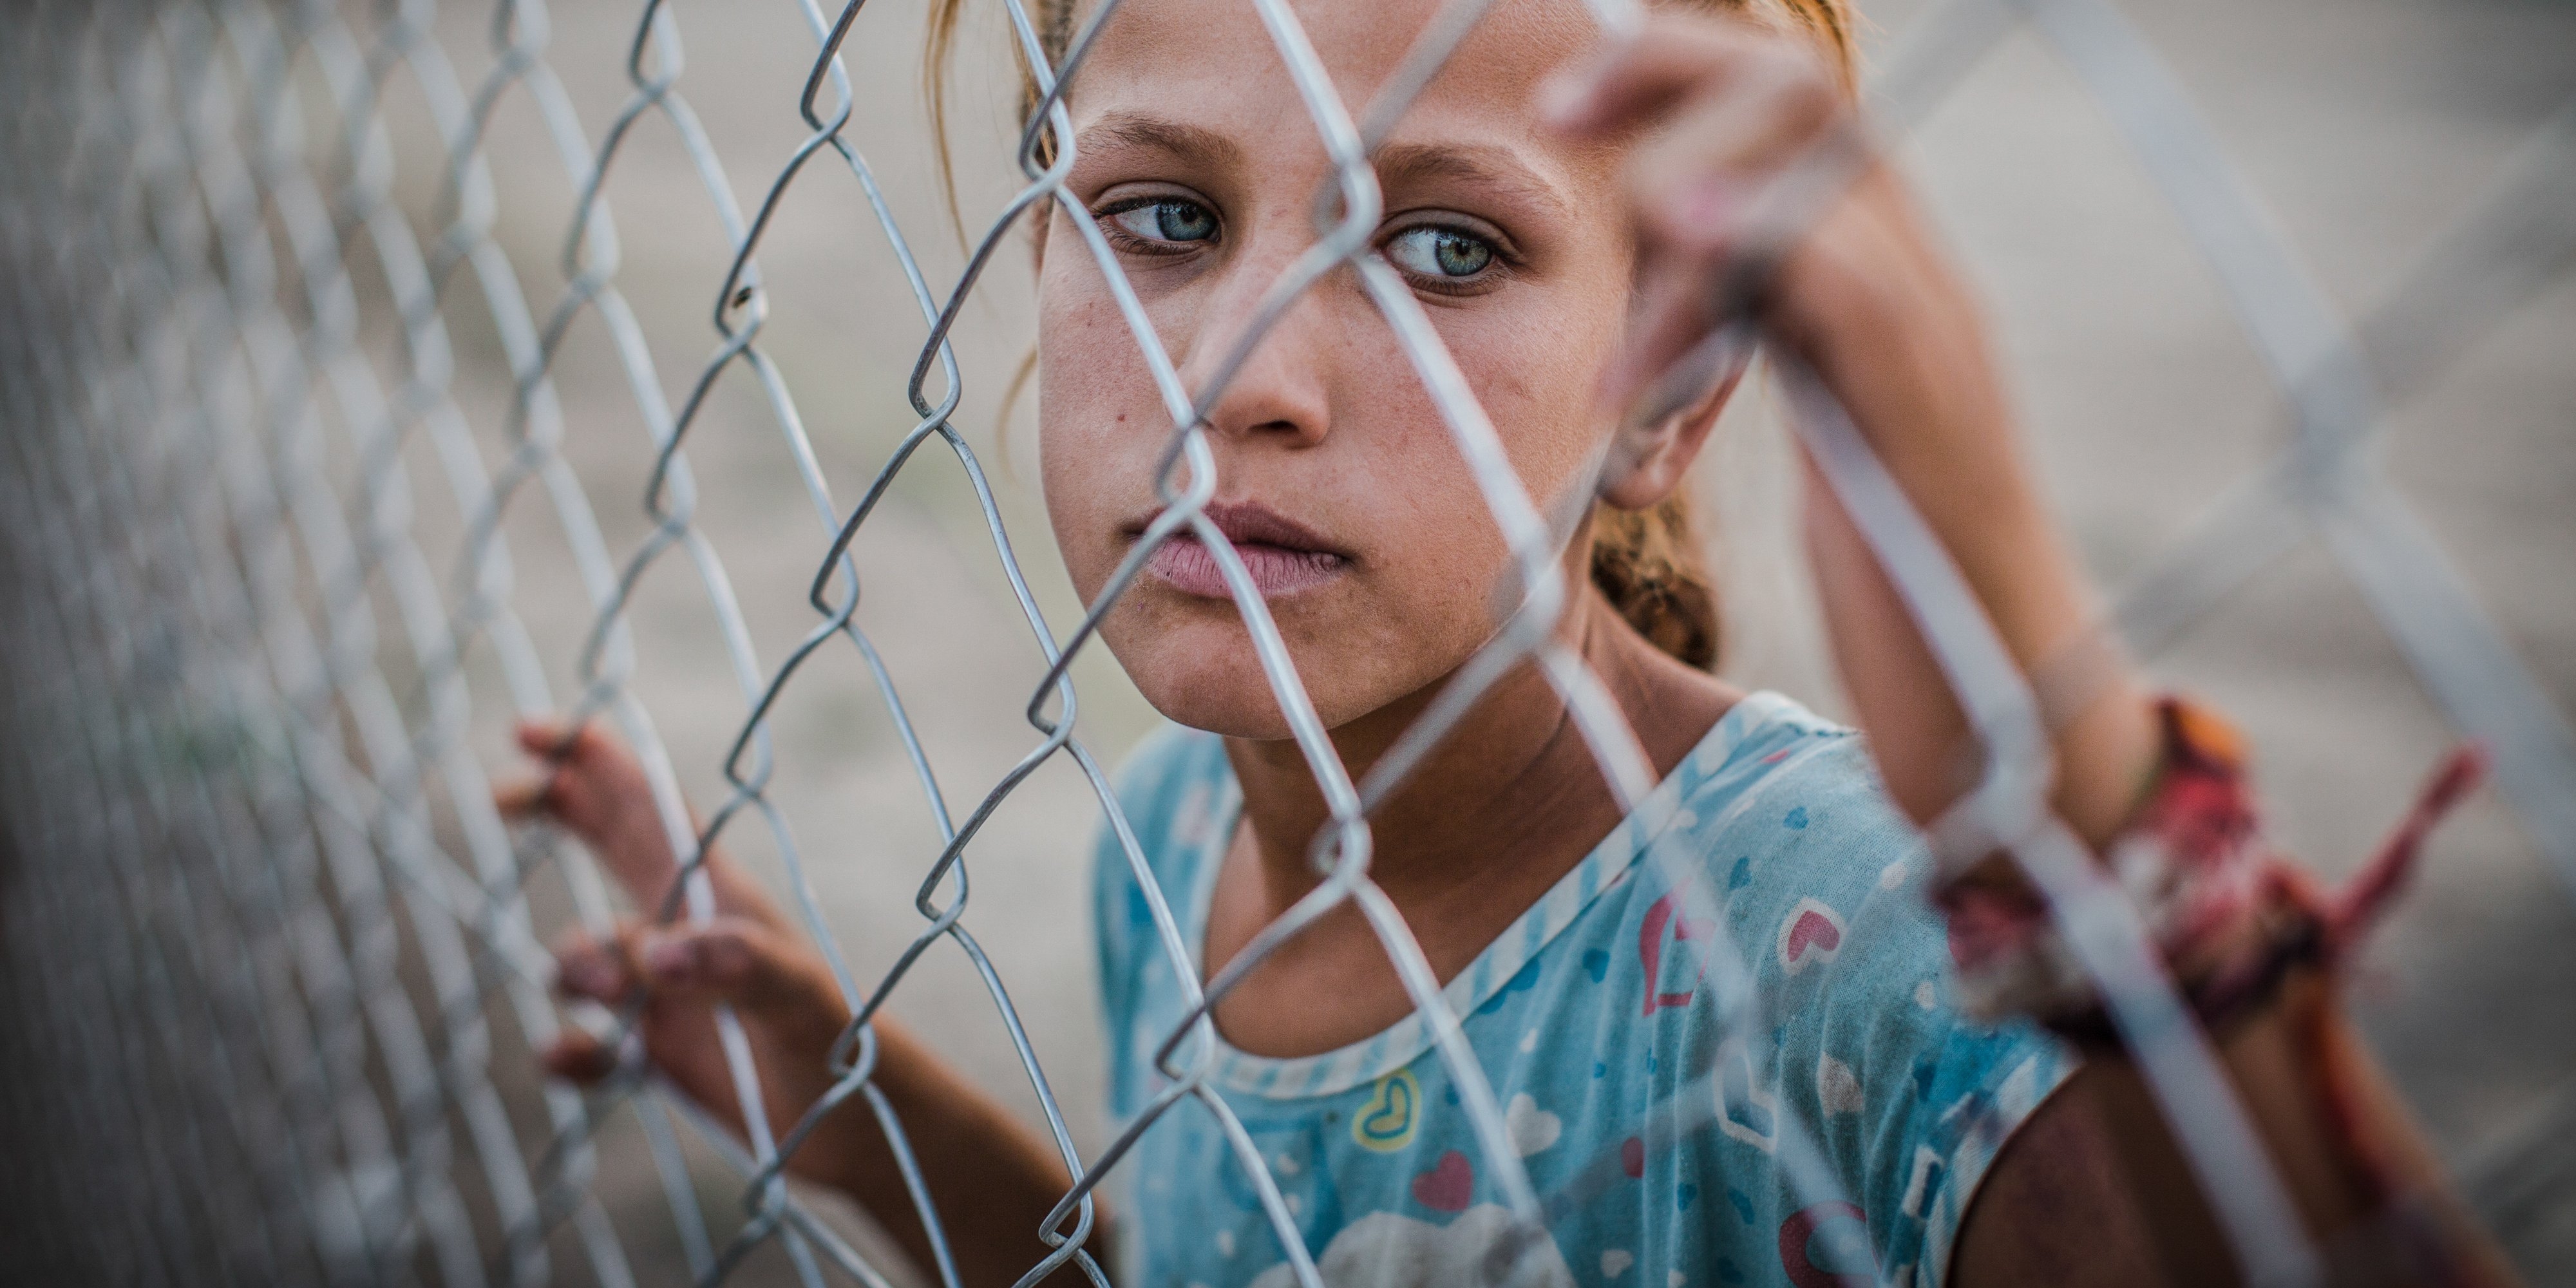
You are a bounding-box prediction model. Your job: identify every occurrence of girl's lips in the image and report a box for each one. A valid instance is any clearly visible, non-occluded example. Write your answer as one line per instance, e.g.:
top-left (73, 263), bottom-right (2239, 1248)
top-left (1123, 500), bottom-right (1353, 600)
top-left (1142, 531), bottom-right (1350, 599)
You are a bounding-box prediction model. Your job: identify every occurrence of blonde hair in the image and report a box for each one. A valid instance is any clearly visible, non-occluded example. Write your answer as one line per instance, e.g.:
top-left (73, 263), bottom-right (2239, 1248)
top-left (926, 0), bottom-right (1861, 672)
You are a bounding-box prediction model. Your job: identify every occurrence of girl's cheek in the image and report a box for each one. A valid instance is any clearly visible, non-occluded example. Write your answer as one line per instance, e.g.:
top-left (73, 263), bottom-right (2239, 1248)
top-left (1036, 371), bottom-right (1150, 602)
top-left (1435, 348), bottom-right (1609, 529)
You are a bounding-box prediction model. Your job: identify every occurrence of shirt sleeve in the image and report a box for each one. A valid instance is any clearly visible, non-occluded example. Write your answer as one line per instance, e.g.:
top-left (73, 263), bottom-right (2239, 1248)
top-left (1092, 761), bottom-right (1153, 1126)
top-left (1090, 723), bottom-right (1224, 1126)
top-left (1703, 736), bottom-right (2075, 1288)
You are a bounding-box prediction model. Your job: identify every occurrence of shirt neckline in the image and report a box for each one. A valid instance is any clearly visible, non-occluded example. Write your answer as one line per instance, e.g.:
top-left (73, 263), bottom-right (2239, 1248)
top-left (1180, 689), bottom-right (1814, 1099)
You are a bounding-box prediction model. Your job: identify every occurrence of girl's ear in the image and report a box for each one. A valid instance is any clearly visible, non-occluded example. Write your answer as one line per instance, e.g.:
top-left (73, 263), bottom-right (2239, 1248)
top-left (1598, 361), bottom-right (1743, 509)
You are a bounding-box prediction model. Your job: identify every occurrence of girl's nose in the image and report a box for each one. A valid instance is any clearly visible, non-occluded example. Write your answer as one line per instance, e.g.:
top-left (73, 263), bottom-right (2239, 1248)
top-left (1180, 229), bottom-right (1338, 450)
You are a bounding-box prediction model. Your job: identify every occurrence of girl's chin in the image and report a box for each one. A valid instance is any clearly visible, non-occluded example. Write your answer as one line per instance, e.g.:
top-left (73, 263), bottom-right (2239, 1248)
top-left (1097, 586), bottom-right (1470, 740)
top-left (1137, 665), bottom-right (1315, 741)
top-left (1111, 620), bottom-right (1355, 741)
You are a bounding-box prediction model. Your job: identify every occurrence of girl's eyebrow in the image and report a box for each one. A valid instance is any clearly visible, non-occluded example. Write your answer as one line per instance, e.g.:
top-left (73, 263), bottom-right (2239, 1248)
top-left (1076, 111), bottom-right (1567, 222)
top-left (1077, 111), bottom-right (1244, 170)
top-left (1370, 141), bottom-right (1570, 220)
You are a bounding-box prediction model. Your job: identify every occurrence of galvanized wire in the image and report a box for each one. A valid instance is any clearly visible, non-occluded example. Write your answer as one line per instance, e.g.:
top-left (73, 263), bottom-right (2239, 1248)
top-left (1, 0), bottom-right (2569, 1285)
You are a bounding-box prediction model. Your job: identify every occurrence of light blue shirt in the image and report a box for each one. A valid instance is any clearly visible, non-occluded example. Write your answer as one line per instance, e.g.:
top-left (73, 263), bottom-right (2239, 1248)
top-left (1093, 692), bottom-right (2071, 1288)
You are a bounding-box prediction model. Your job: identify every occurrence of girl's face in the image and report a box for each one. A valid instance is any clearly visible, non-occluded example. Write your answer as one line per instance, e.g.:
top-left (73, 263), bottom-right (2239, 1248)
top-left (1039, 0), bottom-right (1638, 739)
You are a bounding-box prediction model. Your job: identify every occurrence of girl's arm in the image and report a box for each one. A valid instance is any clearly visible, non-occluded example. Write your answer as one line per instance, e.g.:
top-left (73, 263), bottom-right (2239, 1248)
top-left (498, 720), bottom-right (1101, 1286)
top-left (1546, 17), bottom-right (2515, 1285)
top-left (1786, 242), bottom-right (2517, 1286)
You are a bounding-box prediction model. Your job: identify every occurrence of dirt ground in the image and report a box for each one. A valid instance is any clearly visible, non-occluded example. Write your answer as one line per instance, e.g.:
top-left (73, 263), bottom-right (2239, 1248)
top-left (372, 0), bottom-right (2576, 1278)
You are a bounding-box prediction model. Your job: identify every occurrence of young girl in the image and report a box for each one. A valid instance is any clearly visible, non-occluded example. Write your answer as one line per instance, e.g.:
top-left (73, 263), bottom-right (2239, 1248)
top-left (504, 0), bottom-right (2517, 1283)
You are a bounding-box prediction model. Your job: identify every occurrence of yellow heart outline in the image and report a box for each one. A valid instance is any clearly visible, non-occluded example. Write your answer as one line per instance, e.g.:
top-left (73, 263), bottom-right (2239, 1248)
top-left (1351, 1068), bottom-right (1420, 1153)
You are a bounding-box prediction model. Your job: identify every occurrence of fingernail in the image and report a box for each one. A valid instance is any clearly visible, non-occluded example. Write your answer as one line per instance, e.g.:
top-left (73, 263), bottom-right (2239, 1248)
top-left (700, 934), bottom-right (748, 981)
top-left (644, 938), bottom-right (694, 981)
top-left (1664, 178), bottom-right (1738, 241)
top-left (560, 955), bottom-right (617, 998)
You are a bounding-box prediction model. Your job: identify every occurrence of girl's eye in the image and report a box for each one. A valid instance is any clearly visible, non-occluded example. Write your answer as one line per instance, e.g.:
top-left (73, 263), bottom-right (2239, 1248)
top-left (1106, 198), bottom-right (1218, 247)
top-left (1383, 225), bottom-right (1496, 280)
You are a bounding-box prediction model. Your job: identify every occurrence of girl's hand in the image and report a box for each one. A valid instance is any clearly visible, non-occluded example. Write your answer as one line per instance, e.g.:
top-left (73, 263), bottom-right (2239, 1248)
top-left (1543, 12), bottom-right (2161, 845)
top-left (500, 721), bottom-right (1108, 1281)
top-left (1546, 21), bottom-right (2522, 1285)
top-left (1540, 14), bottom-right (1866, 419)
top-left (496, 720), bottom-right (859, 1184)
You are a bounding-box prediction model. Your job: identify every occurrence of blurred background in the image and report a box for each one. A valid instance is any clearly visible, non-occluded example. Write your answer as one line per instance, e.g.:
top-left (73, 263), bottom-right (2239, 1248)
top-left (3, 0), bottom-right (2571, 1283)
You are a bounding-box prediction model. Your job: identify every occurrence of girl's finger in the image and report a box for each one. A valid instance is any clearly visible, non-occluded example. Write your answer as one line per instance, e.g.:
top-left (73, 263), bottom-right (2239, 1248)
top-left (516, 721), bottom-right (685, 895)
top-left (554, 931), bottom-right (636, 1004)
top-left (1605, 124), bottom-right (1860, 418)
top-left (493, 773), bottom-right (551, 820)
top-left (515, 716), bottom-right (581, 759)
top-left (1600, 246), bottom-right (1727, 418)
top-left (540, 1029), bottom-right (621, 1085)
top-left (1623, 49), bottom-right (1841, 251)
top-left (631, 918), bottom-right (844, 1021)
top-left (1540, 15), bottom-right (1766, 139)
top-left (508, 716), bottom-right (788, 931)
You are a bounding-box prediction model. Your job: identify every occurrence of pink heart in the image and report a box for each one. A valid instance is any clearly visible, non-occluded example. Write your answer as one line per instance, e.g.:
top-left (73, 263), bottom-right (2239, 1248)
top-left (1410, 1149), bottom-right (1473, 1213)
top-left (1787, 911), bottom-right (1840, 960)
top-left (1639, 893), bottom-right (1714, 1016)
top-left (1779, 1201), bottom-right (1872, 1288)
top-left (1779, 899), bottom-right (1845, 973)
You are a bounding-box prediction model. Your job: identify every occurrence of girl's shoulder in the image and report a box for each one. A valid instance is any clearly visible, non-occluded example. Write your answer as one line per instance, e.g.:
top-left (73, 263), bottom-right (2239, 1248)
top-left (1094, 719), bottom-right (1235, 895)
top-left (1618, 689), bottom-right (1904, 892)
top-left (1088, 691), bottom-right (1904, 923)
top-left (1088, 722), bottom-right (1235, 1027)
top-left (1634, 690), bottom-right (1959, 1027)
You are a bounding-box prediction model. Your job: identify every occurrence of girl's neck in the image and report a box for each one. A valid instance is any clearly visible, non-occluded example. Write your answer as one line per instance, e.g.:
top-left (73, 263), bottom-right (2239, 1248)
top-left (1220, 585), bottom-right (1741, 922)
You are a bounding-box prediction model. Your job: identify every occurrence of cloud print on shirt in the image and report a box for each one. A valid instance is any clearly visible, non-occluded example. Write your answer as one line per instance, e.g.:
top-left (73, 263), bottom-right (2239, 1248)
top-left (1246, 1206), bottom-right (1573, 1288)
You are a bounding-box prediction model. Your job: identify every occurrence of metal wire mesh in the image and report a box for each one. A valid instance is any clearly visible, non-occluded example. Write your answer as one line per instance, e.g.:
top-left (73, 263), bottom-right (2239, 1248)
top-left (1, 0), bottom-right (2570, 1285)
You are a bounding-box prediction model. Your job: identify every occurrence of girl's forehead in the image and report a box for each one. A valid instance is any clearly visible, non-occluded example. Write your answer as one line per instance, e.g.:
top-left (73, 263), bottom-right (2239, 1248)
top-left (1068, 0), bottom-right (1600, 135)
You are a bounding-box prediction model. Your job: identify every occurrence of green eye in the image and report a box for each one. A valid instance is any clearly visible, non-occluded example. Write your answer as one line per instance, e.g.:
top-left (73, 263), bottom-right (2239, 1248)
top-left (1108, 198), bottom-right (1218, 245)
top-left (1385, 225), bottom-right (1495, 279)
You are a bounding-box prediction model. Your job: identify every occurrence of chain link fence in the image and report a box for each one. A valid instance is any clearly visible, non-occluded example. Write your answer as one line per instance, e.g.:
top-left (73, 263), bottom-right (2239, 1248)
top-left (1, 0), bottom-right (2570, 1284)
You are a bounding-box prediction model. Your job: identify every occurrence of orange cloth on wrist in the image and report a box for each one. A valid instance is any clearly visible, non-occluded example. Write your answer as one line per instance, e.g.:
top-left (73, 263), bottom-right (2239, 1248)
top-left (1934, 694), bottom-right (2484, 1037)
